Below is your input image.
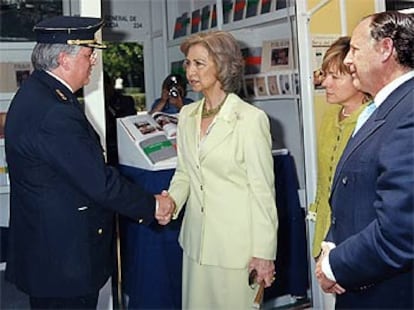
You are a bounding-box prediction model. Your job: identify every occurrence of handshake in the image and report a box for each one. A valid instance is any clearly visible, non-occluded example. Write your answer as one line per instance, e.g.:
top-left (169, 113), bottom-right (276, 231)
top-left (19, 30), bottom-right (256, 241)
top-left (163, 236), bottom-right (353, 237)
top-left (154, 190), bottom-right (176, 225)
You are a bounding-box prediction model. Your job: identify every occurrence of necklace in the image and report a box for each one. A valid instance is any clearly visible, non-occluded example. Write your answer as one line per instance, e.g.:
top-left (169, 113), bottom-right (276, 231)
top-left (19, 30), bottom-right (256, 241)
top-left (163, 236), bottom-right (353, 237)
top-left (202, 94), bottom-right (228, 119)
top-left (341, 107), bottom-right (351, 117)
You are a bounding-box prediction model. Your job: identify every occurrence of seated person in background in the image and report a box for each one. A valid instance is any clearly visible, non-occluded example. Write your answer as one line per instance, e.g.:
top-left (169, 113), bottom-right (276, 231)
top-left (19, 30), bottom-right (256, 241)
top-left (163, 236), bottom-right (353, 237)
top-left (149, 74), bottom-right (193, 114)
top-left (104, 71), bottom-right (137, 165)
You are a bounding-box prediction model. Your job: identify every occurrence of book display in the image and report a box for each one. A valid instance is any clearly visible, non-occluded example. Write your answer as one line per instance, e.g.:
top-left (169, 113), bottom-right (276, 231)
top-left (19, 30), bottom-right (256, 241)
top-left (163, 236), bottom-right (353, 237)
top-left (210, 4), bottom-right (217, 28)
top-left (222, 0), bottom-right (234, 24)
top-left (246, 0), bottom-right (259, 18)
top-left (168, 1), bottom-right (297, 101)
top-left (260, 0), bottom-right (272, 14)
top-left (241, 37), bottom-right (297, 100)
top-left (117, 112), bottom-right (178, 171)
top-left (201, 5), bottom-right (211, 30)
top-left (275, 0), bottom-right (288, 10)
top-left (191, 9), bottom-right (201, 33)
top-left (233, 0), bottom-right (246, 21)
top-left (173, 12), bottom-right (190, 39)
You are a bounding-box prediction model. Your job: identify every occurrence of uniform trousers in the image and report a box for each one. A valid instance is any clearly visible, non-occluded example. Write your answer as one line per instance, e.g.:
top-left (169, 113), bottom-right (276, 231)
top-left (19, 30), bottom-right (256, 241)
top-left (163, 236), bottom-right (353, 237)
top-left (182, 252), bottom-right (258, 309)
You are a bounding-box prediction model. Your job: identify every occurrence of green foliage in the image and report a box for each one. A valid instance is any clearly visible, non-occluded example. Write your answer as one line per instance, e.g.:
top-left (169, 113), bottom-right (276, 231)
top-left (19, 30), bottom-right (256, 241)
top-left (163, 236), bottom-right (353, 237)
top-left (102, 42), bottom-right (144, 89)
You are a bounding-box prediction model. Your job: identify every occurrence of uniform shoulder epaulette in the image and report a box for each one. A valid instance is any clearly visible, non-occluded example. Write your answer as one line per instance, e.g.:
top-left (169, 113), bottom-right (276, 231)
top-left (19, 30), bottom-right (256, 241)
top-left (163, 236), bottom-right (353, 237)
top-left (55, 88), bottom-right (68, 102)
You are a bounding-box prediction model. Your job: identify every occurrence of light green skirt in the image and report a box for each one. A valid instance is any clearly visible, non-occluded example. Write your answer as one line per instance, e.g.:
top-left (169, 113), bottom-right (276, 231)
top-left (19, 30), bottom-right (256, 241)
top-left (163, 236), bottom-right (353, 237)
top-left (182, 252), bottom-right (259, 309)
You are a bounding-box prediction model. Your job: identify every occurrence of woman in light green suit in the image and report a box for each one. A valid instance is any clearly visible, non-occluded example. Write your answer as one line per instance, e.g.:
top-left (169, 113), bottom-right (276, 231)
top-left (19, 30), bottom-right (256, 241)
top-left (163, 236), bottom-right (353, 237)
top-left (166, 31), bottom-right (278, 309)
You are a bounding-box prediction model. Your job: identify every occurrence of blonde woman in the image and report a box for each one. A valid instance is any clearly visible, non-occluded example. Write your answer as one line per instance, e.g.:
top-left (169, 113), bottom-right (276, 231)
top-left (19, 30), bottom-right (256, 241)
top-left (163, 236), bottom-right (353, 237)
top-left (162, 31), bottom-right (278, 309)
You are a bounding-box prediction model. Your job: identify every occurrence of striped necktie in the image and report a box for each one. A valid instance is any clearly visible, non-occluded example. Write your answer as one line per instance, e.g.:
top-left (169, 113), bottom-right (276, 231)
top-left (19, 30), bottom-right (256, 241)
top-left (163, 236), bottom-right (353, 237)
top-left (352, 101), bottom-right (376, 137)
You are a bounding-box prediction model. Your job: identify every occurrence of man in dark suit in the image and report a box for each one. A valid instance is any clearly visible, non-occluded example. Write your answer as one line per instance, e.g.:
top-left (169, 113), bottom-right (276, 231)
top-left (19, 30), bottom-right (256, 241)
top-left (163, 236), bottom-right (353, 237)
top-left (315, 11), bottom-right (414, 309)
top-left (4, 16), bottom-right (173, 309)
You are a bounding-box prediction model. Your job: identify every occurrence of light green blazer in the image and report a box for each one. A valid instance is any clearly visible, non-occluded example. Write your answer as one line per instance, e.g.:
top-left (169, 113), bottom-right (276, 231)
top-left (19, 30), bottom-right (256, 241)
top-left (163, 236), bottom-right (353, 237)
top-left (168, 93), bottom-right (278, 269)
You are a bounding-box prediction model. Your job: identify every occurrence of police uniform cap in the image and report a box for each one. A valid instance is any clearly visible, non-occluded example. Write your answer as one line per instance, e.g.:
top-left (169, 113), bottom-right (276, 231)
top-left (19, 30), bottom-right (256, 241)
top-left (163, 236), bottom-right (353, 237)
top-left (33, 16), bottom-right (106, 49)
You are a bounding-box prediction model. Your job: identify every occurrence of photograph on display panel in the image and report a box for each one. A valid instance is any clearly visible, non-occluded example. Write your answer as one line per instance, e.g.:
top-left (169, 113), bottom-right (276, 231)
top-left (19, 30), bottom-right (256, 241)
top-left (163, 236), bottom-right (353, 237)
top-left (261, 39), bottom-right (292, 72)
top-left (278, 73), bottom-right (292, 95)
top-left (267, 75), bottom-right (280, 96)
top-left (244, 77), bottom-right (255, 98)
top-left (255, 76), bottom-right (268, 97)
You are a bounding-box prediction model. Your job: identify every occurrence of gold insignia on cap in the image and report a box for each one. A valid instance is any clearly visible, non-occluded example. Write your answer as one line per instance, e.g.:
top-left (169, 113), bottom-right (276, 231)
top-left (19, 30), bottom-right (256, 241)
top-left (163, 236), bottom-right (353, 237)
top-left (55, 89), bottom-right (68, 101)
top-left (67, 39), bottom-right (107, 49)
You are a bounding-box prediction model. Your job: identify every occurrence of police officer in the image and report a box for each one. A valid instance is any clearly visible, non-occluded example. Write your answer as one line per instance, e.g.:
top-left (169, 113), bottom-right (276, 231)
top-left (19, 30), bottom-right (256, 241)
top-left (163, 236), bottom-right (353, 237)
top-left (4, 16), bottom-right (173, 309)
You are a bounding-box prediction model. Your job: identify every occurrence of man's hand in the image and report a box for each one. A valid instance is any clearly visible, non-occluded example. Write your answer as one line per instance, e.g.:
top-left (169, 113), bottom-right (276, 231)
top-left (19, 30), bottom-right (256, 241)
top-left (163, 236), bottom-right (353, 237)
top-left (315, 245), bottom-right (346, 294)
top-left (154, 190), bottom-right (175, 225)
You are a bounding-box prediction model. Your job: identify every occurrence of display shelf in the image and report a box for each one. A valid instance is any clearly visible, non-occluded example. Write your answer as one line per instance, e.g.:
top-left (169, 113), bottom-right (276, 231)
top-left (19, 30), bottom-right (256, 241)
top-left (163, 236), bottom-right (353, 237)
top-left (167, 6), bottom-right (294, 48)
top-left (222, 6), bottom-right (295, 32)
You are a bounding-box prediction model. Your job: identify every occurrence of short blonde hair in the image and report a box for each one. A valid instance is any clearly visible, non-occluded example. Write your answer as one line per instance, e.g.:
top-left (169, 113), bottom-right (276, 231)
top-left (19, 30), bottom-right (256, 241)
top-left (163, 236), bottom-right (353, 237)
top-left (180, 31), bottom-right (244, 93)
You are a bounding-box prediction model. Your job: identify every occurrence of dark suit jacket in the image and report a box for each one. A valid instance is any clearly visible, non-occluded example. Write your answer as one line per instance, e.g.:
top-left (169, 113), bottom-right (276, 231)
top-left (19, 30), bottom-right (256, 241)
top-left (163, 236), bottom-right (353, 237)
top-left (4, 70), bottom-right (155, 298)
top-left (327, 77), bottom-right (414, 309)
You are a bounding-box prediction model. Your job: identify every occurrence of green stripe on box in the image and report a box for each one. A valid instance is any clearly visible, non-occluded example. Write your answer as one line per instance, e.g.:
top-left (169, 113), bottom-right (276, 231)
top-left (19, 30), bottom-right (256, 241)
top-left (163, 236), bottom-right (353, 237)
top-left (143, 140), bottom-right (173, 155)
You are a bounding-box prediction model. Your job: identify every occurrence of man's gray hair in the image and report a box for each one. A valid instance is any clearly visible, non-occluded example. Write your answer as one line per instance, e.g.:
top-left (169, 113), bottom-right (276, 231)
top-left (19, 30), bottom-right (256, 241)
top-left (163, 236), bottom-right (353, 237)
top-left (31, 43), bottom-right (81, 71)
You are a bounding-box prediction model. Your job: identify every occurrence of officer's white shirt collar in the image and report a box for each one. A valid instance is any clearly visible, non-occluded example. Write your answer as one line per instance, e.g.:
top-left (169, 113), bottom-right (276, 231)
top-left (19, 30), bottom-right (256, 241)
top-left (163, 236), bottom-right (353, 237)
top-left (46, 70), bottom-right (74, 93)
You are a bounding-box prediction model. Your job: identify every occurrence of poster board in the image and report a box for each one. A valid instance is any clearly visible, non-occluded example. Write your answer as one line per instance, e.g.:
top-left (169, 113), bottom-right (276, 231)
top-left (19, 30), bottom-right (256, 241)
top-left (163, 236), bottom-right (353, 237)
top-left (311, 34), bottom-right (339, 91)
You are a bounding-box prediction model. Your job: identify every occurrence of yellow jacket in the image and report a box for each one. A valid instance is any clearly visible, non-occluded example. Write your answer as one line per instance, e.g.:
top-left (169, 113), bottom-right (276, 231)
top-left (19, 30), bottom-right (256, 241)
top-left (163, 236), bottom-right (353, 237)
top-left (168, 93), bottom-right (278, 268)
top-left (309, 103), bottom-right (365, 258)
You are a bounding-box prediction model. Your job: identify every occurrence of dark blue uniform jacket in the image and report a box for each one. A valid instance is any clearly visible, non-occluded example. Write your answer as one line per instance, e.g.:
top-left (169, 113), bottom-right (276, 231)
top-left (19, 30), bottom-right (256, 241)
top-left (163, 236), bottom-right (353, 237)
top-left (5, 70), bottom-right (155, 298)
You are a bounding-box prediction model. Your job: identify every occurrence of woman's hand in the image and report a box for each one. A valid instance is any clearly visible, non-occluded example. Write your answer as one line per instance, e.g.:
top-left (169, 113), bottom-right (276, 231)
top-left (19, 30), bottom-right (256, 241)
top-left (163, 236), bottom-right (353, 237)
top-left (248, 257), bottom-right (275, 288)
